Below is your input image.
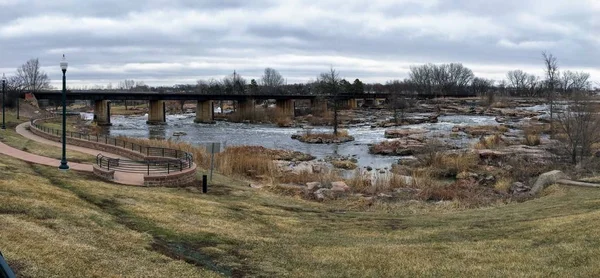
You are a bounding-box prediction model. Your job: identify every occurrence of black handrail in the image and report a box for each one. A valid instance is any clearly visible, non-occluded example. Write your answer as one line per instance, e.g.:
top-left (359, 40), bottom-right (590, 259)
top-left (32, 118), bottom-right (194, 174)
top-left (96, 154), bottom-right (192, 175)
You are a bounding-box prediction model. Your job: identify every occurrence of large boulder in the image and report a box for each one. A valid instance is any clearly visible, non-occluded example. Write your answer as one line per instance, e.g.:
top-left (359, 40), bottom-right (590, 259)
top-left (384, 128), bottom-right (427, 139)
top-left (369, 139), bottom-right (426, 156)
top-left (306, 182), bottom-right (322, 190)
top-left (530, 170), bottom-right (570, 195)
top-left (314, 188), bottom-right (334, 201)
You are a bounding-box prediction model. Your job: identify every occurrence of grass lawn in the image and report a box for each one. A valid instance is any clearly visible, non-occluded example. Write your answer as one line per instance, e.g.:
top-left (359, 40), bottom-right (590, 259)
top-left (1, 150), bottom-right (600, 277)
top-left (38, 118), bottom-right (79, 133)
top-left (0, 113), bottom-right (97, 164)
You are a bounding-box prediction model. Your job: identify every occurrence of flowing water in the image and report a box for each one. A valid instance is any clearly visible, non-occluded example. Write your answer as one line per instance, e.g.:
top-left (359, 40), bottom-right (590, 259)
top-left (84, 113), bottom-right (498, 169)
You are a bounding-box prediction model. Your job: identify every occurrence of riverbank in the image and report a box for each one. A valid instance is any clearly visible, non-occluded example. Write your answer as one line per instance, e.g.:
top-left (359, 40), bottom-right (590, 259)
top-left (3, 150), bottom-right (600, 277)
top-left (5, 105), bottom-right (600, 276)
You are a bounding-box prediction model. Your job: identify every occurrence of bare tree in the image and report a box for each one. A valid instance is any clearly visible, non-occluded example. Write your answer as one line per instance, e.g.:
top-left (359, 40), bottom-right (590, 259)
top-left (317, 67), bottom-right (342, 136)
top-left (556, 92), bottom-right (600, 164)
top-left (506, 70), bottom-right (539, 97)
top-left (118, 79), bottom-right (135, 110)
top-left (559, 71), bottom-right (591, 95)
top-left (408, 63), bottom-right (474, 97)
top-left (542, 52), bottom-right (559, 136)
top-left (223, 71), bottom-right (246, 95)
top-left (4, 75), bottom-right (25, 108)
top-left (16, 58), bottom-right (50, 94)
top-left (385, 80), bottom-right (408, 123)
top-left (261, 68), bottom-right (284, 90)
top-left (471, 77), bottom-right (495, 106)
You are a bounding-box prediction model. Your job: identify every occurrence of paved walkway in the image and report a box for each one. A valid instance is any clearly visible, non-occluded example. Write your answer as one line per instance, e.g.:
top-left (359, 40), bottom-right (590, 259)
top-left (0, 122), bottom-right (144, 186)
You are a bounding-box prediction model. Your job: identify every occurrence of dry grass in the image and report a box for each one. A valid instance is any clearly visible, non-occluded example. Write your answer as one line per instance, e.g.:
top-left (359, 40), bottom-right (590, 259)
top-left (347, 171), bottom-right (414, 195)
top-left (5, 152), bottom-right (600, 277)
top-left (0, 155), bottom-right (217, 277)
top-left (331, 160), bottom-right (358, 170)
top-left (419, 151), bottom-right (480, 178)
top-left (523, 125), bottom-right (543, 146)
top-left (302, 129), bottom-right (350, 140)
top-left (215, 146), bottom-right (275, 178)
top-left (494, 177), bottom-right (513, 193)
top-left (275, 115), bottom-right (294, 127)
top-left (114, 137), bottom-right (317, 181)
top-left (524, 134), bottom-right (542, 146)
top-left (474, 134), bottom-right (504, 149)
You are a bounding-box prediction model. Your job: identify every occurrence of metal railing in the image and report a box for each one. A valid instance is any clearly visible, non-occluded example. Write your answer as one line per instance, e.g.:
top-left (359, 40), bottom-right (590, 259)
top-left (31, 118), bottom-right (194, 175)
top-left (96, 154), bottom-right (192, 175)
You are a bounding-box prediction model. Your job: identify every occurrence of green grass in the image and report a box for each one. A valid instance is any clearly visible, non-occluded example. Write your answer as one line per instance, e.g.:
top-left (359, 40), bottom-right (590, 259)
top-left (2, 151), bottom-right (600, 277)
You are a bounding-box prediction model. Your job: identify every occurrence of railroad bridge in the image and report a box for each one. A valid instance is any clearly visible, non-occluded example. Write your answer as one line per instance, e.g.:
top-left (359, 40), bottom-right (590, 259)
top-left (33, 90), bottom-right (393, 126)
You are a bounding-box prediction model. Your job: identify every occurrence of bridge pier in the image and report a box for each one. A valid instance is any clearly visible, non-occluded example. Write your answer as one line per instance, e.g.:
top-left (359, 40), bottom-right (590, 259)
top-left (194, 100), bottom-right (215, 124)
top-left (347, 99), bottom-right (358, 109)
top-left (363, 98), bottom-right (375, 108)
top-left (93, 100), bottom-right (112, 126)
top-left (147, 100), bottom-right (166, 125)
top-left (276, 99), bottom-right (294, 118)
top-left (237, 98), bottom-right (255, 121)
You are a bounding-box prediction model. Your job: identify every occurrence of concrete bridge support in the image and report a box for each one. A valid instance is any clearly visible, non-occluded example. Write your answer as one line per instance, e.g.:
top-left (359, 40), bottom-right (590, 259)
top-left (347, 98), bottom-right (358, 109)
top-left (276, 99), bottom-right (295, 118)
top-left (363, 98), bottom-right (375, 108)
top-left (93, 100), bottom-right (112, 126)
top-left (147, 100), bottom-right (166, 125)
top-left (237, 98), bottom-right (255, 121)
top-left (194, 100), bottom-right (215, 123)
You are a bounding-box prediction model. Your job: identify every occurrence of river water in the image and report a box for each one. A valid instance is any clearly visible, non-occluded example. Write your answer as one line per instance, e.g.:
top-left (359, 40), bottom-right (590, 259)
top-left (86, 113), bottom-right (498, 169)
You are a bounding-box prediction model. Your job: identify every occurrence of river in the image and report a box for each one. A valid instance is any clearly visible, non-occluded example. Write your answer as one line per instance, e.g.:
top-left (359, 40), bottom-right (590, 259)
top-left (83, 113), bottom-right (498, 169)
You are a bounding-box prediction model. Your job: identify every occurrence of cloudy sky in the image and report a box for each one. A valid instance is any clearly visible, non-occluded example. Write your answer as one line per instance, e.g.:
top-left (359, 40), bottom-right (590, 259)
top-left (0, 0), bottom-right (598, 88)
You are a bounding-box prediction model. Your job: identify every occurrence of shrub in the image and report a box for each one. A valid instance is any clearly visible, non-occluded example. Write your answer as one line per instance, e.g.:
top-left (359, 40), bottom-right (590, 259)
top-left (419, 152), bottom-right (479, 178)
top-left (275, 116), bottom-right (293, 127)
top-left (493, 178), bottom-right (512, 193)
top-left (346, 171), bottom-right (413, 195)
top-left (474, 134), bottom-right (503, 149)
top-left (523, 134), bottom-right (541, 146)
top-left (331, 160), bottom-right (358, 170)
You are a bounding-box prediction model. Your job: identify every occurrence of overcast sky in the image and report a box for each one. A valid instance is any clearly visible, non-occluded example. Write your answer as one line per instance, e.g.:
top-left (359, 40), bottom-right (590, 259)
top-left (0, 0), bottom-right (598, 88)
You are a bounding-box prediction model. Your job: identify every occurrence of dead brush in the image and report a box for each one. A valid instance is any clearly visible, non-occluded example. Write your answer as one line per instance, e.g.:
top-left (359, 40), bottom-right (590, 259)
top-left (418, 151), bottom-right (479, 178)
top-left (523, 126), bottom-right (542, 146)
top-left (346, 170), bottom-right (414, 195)
top-left (474, 134), bottom-right (504, 149)
top-left (301, 129), bottom-right (350, 140)
top-left (215, 146), bottom-right (274, 178)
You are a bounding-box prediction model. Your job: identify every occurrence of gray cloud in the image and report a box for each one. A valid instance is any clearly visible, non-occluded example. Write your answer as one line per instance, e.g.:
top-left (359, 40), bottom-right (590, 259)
top-left (0, 0), bottom-right (598, 88)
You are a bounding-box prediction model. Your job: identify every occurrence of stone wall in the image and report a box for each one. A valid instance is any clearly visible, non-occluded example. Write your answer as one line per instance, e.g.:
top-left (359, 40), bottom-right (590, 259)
top-left (143, 164), bottom-right (198, 187)
top-left (93, 164), bottom-right (115, 180)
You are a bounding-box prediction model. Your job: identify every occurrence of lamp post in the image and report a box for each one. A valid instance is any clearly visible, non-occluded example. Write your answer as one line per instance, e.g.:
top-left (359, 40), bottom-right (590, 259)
top-left (59, 55), bottom-right (69, 170)
top-left (1, 74), bottom-right (5, 130)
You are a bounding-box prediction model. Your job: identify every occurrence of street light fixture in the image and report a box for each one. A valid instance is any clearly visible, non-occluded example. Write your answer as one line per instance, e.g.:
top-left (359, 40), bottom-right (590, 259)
top-left (58, 55), bottom-right (69, 170)
top-left (1, 74), bottom-right (6, 130)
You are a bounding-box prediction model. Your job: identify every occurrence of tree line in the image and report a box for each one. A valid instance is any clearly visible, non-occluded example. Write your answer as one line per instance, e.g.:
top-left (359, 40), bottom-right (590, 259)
top-left (2, 58), bottom-right (51, 107)
top-left (4, 55), bottom-right (595, 101)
